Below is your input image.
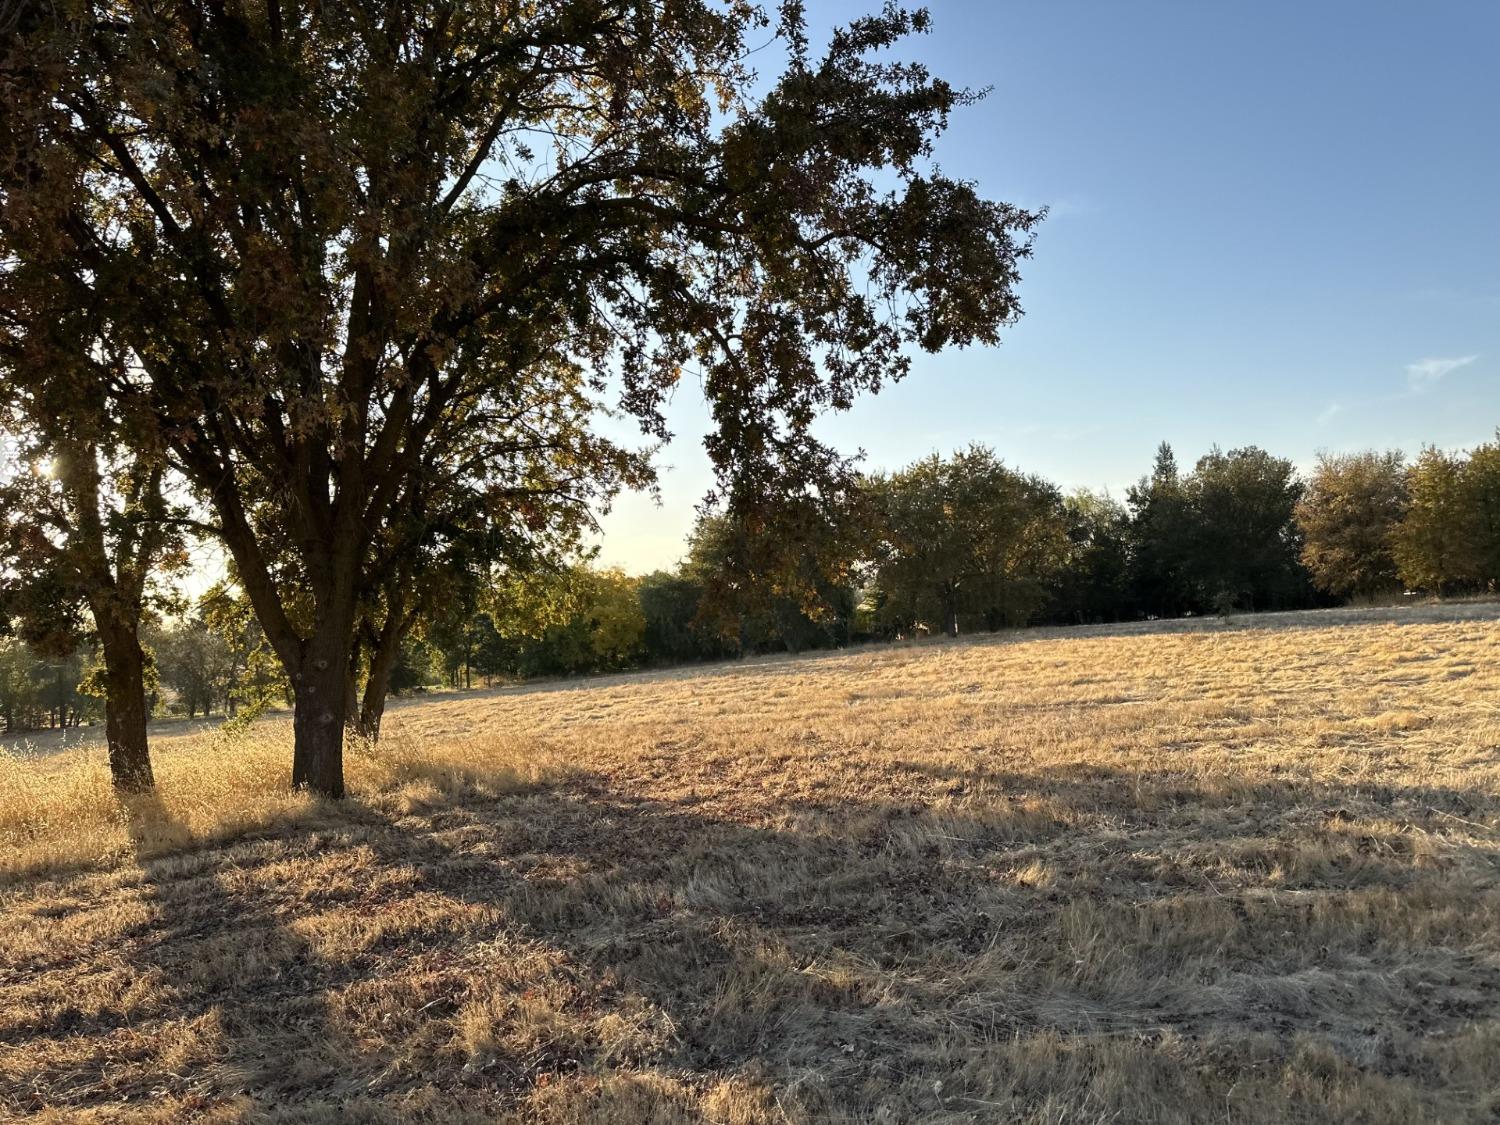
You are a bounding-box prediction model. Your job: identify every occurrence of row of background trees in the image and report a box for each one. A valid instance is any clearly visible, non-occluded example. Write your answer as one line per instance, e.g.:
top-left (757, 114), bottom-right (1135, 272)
top-left (5, 433), bottom-right (1495, 734)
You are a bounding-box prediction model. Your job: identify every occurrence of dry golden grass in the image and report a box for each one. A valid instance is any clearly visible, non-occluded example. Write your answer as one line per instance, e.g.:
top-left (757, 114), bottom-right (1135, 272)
top-left (2, 603), bottom-right (1499, 1123)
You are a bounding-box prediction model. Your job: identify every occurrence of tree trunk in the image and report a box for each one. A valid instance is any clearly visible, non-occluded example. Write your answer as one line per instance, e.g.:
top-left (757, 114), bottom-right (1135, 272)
top-left (95, 615), bottom-right (154, 793)
top-left (357, 611), bottom-right (405, 742)
top-left (344, 665), bottom-right (359, 735)
top-left (356, 671), bottom-right (388, 742)
top-left (290, 616), bottom-right (354, 799)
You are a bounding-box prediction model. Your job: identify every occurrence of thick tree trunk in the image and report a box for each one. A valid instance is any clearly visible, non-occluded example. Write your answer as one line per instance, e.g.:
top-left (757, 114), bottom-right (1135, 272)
top-left (95, 616), bottom-right (154, 793)
top-left (290, 618), bottom-right (354, 799)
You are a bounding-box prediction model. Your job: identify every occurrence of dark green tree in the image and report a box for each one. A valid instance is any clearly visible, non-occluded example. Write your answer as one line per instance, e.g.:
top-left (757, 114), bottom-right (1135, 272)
top-left (871, 445), bottom-right (1067, 636)
top-left (639, 570), bottom-right (719, 665)
top-left (689, 488), bottom-right (866, 654)
top-left (1126, 443), bottom-right (1196, 618)
top-left (1393, 443), bottom-right (1500, 594)
top-left (1460, 437), bottom-right (1500, 588)
top-left (153, 617), bottom-right (235, 719)
top-left (1182, 446), bottom-right (1308, 612)
top-left (1047, 490), bottom-right (1134, 624)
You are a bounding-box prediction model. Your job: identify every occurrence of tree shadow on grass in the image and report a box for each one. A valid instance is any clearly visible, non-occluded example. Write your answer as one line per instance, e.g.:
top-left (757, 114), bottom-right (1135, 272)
top-left (2, 789), bottom-right (485, 1121)
top-left (4, 759), bottom-right (1498, 1122)
top-left (340, 761), bottom-right (1500, 1121)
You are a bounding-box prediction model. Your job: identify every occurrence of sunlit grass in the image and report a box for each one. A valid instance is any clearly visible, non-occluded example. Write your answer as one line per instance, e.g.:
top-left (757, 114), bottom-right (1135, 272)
top-left (0, 725), bottom-right (568, 879)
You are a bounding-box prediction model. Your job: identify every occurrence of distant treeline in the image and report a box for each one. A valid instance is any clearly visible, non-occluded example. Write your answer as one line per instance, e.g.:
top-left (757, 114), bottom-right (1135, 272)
top-left (0, 646), bottom-right (96, 734)
top-left (403, 434), bottom-right (1500, 685)
top-left (4, 435), bottom-right (1496, 725)
top-left (0, 586), bottom-right (286, 736)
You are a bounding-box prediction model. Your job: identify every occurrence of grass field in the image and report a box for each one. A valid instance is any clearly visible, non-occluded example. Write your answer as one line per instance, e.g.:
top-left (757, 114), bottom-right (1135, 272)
top-left (2, 604), bottom-right (1498, 1123)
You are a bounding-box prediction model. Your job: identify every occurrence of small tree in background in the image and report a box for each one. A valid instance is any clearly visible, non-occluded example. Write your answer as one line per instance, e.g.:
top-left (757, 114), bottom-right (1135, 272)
top-left (198, 585), bottom-right (291, 725)
top-left (0, 640), bottom-right (101, 733)
top-left (578, 570), bottom-right (649, 671)
top-left (1295, 450), bottom-right (1408, 601)
top-left (871, 445), bottom-right (1066, 636)
top-left (1459, 437), bottom-right (1500, 589)
top-left (689, 490), bottom-right (866, 655)
top-left (639, 571), bottom-right (732, 665)
top-left (1126, 443), bottom-right (1196, 618)
top-left (0, 640), bottom-right (39, 733)
top-left (154, 618), bottom-right (236, 719)
top-left (869, 453), bottom-right (974, 637)
top-left (1048, 490), bottom-right (1134, 625)
top-left (971, 471), bottom-right (1070, 629)
top-left (1394, 448), bottom-right (1473, 595)
top-left (388, 636), bottom-right (440, 698)
top-left (1181, 446), bottom-right (1308, 613)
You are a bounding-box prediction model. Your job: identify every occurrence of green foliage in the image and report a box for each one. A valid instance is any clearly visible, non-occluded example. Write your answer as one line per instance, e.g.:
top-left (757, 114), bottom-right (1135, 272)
top-left (1393, 448), bottom-right (1471, 593)
top-left (1461, 439), bottom-right (1500, 587)
top-left (870, 445), bottom-right (1069, 635)
top-left (1125, 443), bottom-right (1197, 617)
top-left (638, 571), bottom-right (725, 664)
top-left (0, 640), bottom-right (100, 733)
top-left (152, 621), bottom-right (229, 719)
top-left (1048, 490), bottom-right (1135, 624)
top-left (1393, 440), bottom-right (1500, 594)
top-left (197, 585), bottom-right (291, 727)
top-left (580, 570), bottom-right (649, 671)
top-left (688, 503), bottom-right (863, 654)
top-left (1127, 443), bottom-right (1311, 615)
top-left (389, 636), bottom-right (440, 697)
top-left (1296, 450), bottom-right (1409, 599)
top-left (1182, 446), bottom-right (1308, 612)
top-left (515, 569), bottom-right (647, 677)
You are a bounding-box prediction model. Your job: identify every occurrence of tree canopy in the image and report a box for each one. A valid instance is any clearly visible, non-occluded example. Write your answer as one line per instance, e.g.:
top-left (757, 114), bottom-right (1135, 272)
top-left (870, 445), bottom-right (1068, 636)
top-left (1, 1), bottom-right (1041, 795)
top-left (1295, 450), bottom-right (1407, 600)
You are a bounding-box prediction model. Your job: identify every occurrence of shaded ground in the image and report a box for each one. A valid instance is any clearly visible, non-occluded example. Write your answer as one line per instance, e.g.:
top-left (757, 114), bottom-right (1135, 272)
top-left (1, 605), bottom-right (1498, 1122)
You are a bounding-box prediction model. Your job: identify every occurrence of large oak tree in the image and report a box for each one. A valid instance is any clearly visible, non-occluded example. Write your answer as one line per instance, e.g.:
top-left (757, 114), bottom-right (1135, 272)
top-left (2, 1), bottom-right (1041, 796)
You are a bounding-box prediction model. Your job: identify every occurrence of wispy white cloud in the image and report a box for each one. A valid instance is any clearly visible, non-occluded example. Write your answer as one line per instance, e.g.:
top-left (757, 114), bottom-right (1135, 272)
top-left (1316, 402), bottom-right (1343, 426)
top-left (1405, 354), bottom-right (1478, 392)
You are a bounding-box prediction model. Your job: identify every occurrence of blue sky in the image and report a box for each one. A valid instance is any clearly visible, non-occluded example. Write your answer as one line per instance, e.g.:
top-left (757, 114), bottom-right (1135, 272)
top-left (596, 0), bottom-right (1500, 572)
